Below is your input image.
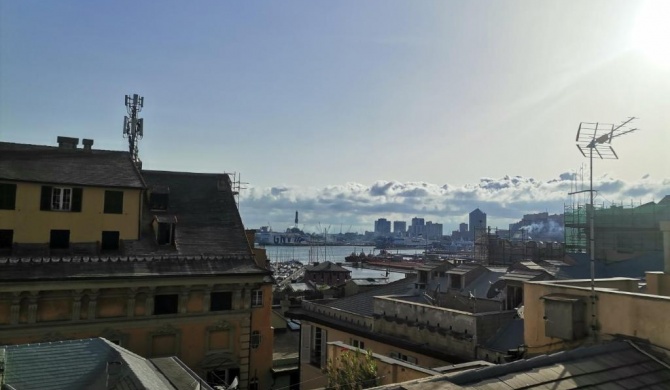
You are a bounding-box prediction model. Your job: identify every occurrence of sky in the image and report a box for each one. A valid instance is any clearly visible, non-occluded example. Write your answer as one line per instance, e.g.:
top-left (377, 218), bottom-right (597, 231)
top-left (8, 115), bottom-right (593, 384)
top-left (1, 0), bottom-right (669, 233)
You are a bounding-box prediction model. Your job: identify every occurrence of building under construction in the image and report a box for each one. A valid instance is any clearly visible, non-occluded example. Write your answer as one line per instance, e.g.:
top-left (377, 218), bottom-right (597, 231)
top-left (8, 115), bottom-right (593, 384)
top-left (564, 195), bottom-right (670, 262)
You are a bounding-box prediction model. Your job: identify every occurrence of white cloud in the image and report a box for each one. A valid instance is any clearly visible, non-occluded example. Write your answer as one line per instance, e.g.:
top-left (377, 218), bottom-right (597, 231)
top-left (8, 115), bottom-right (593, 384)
top-left (240, 173), bottom-right (670, 234)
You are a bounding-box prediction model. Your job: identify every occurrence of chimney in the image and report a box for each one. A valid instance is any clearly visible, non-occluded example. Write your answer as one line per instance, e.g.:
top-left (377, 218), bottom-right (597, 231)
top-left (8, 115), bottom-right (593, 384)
top-left (56, 136), bottom-right (79, 149)
top-left (82, 138), bottom-right (94, 152)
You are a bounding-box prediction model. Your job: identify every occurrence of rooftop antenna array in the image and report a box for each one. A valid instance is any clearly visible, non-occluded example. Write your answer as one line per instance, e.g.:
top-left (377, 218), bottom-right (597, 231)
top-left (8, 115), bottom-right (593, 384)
top-left (225, 172), bottom-right (247, 209)
top-left (573, 116), bottom-right (638, 343)
top-left (123, 94), bottom-right (145, 167)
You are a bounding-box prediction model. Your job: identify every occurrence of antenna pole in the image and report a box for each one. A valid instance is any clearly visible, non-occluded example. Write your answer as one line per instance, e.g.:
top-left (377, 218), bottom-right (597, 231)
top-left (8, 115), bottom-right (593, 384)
top-left (574, 116), bottom-right (639, 344)
top-left (123, 94), bottom-right (145, 168)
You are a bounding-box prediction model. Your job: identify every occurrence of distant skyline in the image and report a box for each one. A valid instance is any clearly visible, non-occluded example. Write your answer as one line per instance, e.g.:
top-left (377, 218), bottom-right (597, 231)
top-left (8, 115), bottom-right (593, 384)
top-left (2, 1), bottom-right (669, 233)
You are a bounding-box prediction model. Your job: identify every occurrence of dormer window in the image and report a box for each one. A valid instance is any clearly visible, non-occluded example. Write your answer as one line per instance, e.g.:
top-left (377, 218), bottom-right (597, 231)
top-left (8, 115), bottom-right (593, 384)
top-left (149, 193), bottom-right (169, 211)
top-left (153, 215), bottom-right (177, 246)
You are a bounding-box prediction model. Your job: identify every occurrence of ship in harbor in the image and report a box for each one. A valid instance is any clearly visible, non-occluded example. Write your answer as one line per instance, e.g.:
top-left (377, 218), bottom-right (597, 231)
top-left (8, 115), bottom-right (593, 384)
top-left (255, 211), bottom-right (308, 246)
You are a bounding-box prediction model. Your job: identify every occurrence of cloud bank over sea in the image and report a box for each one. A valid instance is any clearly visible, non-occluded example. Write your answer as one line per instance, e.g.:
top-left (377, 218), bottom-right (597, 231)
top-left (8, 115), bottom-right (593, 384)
top-left (239, 173), bottom-right (670, 234)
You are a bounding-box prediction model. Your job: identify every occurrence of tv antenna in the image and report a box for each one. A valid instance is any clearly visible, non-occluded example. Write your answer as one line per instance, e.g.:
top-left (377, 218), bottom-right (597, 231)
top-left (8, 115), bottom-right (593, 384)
top-left (573, 116), bottom-right (638, 343)
top-left (123, 94), bottom-right (145, 167)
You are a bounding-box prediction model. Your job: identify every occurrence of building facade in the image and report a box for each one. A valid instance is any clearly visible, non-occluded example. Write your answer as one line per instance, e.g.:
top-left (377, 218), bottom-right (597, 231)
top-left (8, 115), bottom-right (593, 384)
top-left (374, 218), bottom-right (392, 237)
top-left (469, 209), bottom-right (486, 241)
top-left (0, 137), bottom-right (275, 389)
top-left (393, 221), bottom-right (406, 235)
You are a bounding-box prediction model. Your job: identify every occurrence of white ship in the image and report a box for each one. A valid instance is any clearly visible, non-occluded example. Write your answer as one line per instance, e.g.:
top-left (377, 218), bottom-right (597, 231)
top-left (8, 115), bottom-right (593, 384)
top-left (256, 226), bottom-right (308, 246)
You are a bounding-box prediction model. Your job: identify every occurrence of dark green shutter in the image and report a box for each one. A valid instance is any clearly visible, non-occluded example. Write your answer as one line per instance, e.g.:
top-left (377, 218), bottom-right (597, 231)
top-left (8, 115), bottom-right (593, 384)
top-left (104, 191), bottom-right (124, 214)
top-left (0, 183), bottom-right (17, 210)
top-left (71, 188), bottom-right (83, 212)
top-left (40, 186), bottom-right (52, 211)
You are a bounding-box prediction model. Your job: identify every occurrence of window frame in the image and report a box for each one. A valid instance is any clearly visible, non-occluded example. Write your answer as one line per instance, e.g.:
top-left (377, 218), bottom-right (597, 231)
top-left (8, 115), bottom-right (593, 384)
top-left (250, 330), bottom-right (261, 349)
top-left (41, 186), bottom-right (82, 212)
top-left (210, 291), bottom-right (233, 311)
top-left (153, 294), bottom-right (179, 315)
top-left (51, 187), bottom-right (72, 211)
top-left (251, 290), bottom-right (263, 307)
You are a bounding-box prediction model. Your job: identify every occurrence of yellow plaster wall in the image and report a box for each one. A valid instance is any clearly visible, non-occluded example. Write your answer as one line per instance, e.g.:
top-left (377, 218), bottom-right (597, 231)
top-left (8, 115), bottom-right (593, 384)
top-left (249, 283), bottom-right (275, 389)
top-left (326, 344), bottom-right (435, 386)
top-left (524, 280), bottom-right (670, 354)
top-left (0, 182), bottom-right (141, 243)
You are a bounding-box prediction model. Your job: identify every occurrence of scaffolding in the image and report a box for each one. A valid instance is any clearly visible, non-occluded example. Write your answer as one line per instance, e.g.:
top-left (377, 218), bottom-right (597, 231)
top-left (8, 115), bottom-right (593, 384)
top-left (564, 196), bottom-right (670, 260)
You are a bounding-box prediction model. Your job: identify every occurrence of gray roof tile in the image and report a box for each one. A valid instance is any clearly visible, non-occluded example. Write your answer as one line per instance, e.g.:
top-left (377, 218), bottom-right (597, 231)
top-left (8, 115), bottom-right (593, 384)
top-left (0, 142), bottom-right (145, 188)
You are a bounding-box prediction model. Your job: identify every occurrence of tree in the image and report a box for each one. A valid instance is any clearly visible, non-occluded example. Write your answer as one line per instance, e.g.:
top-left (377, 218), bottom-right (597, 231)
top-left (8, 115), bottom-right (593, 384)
top-left (324, 348), bottom-right (379, 390)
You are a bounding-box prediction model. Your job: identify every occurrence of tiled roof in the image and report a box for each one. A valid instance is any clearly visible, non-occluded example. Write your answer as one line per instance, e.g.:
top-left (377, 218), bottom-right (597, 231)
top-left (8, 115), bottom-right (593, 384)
top-left (381, 340), bottom-right (670, 389)
top-left (0, 256), bottom-right (268, 281)
top-left (137, 170), bottom-right (253, 257)
top-left (0, 338), bottom-right (210, 390)
top-left (448, 340), bottom-right (670, 389)
top-left (0, 142), bottom-right (145, 189)
top-left (305, 261), bottom-right (350, 273)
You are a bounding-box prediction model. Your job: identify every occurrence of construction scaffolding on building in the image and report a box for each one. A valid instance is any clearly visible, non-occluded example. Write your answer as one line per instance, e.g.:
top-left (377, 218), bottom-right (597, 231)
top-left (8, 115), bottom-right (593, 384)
top-left (564, 195), bottom-right (670, 261)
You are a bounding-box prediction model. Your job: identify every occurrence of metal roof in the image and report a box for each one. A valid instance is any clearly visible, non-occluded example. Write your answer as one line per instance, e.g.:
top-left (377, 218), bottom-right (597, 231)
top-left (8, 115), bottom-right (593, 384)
top-left (0, 338), bottom-right (210, 390)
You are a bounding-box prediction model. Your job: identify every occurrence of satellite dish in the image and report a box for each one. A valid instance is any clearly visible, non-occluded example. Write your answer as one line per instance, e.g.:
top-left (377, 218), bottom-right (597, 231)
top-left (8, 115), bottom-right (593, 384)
top-left (517, 305), bottom-right (525, 319)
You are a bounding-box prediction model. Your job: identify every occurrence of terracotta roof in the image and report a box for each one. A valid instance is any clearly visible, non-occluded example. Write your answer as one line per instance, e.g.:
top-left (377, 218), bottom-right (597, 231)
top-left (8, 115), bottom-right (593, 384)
top-left (0, 142), bottom-right (145, 189)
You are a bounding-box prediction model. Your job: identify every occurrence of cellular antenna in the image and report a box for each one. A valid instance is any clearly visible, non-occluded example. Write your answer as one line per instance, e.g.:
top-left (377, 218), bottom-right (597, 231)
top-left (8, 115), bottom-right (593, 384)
top-left (123, 94), bottom-right (145, 168)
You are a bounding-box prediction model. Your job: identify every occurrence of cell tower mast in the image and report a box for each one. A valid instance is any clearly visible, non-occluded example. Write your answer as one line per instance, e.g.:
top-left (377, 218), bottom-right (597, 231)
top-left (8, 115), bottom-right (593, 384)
top-left (123, 94), bottom-right (145, 167)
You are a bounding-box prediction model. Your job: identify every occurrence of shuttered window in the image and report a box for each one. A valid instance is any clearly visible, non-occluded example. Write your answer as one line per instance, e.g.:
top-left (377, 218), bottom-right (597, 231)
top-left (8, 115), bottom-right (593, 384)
top-left (104, 190), bottom-right (124, 214)
top-left (40, 186), bottom-right (82, 212)
top-left (0, 183), bottom-right (17, 210)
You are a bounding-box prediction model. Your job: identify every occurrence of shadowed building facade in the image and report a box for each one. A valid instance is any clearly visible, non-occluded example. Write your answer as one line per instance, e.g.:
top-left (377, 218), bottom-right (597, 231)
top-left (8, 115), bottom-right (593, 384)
top-left (0, 138), bottom-right (274, 389)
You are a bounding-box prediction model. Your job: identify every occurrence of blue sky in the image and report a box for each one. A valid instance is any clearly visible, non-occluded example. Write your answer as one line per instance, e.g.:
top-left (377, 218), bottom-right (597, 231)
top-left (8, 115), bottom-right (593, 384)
top-left (2, 1), bottom-right (669, 233)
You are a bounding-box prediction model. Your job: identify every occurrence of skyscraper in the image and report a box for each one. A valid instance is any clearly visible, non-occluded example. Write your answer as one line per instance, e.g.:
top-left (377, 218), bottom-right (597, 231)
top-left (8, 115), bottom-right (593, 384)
top-left (469, 208), bottom-right (487, 240)
top-left (393, 221), bottom-right (406, 235)
top-left (374, 218), bottom-right (391, 236)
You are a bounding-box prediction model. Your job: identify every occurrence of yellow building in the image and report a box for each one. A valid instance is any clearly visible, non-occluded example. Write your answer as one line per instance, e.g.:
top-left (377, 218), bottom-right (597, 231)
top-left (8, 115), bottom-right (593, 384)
top-left (523, 221), bottom-right (670, 356)
top-left (0, 137), bottom-right (144, 255)
top-left (0, 137), bottom-right (274, 389)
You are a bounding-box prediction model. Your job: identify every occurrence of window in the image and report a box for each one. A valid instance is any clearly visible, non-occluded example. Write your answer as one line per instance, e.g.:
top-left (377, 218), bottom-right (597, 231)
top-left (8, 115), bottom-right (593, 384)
top-left (0, 230), bottom-right (13, 249)
top-left (351, 339), bottom-right (365, 350)
top-left (40, 186), bottom-right (82, 212)
top-left (543, 295), bottom-right (586, 341)
top-left (49, 230), bottom-right (70, 249)
top-left (154, 294), bottom-right (179, 315)
top-left (250, 330), bottom-right (261, 349)
top-left (101, 231), bottom-right (120, 251)
top-left (0, 183), bottom-right (17, 210)
top-left (156, 222), bottom-right (175, 245)
top-left (104, 190), bottom-right (124, 214)
top-left (251, 290), bottom-right (263, 307)
top-left (149, 193), bottom-right (169, 211)
top-left (451, 274), bottom-right (462, 289)
top-left (52, 187), bottom-right (71, 210)
top-left (206, 368), bottom-right (239, 387)
top-left (210, 292), bottom-right (233, 311)
top-left (310, 327), bottom-right (324, 368)
top-left (390, 352), bottom-right (418, 365)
